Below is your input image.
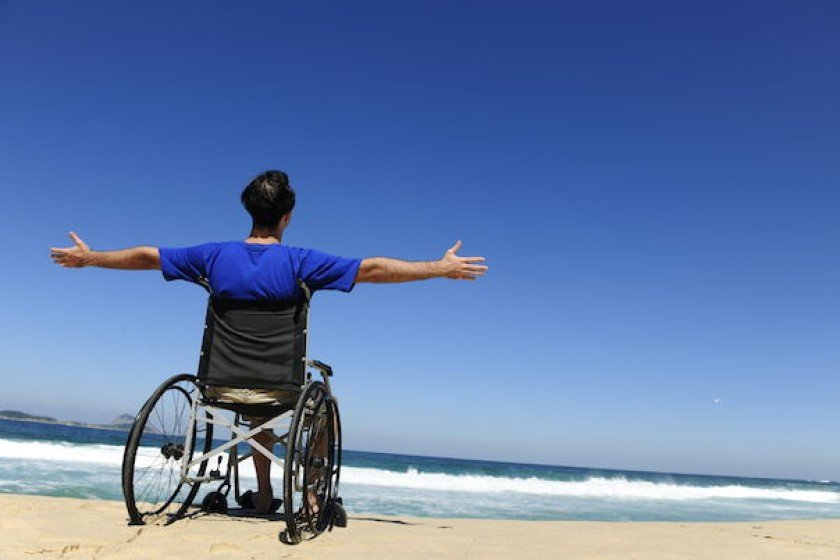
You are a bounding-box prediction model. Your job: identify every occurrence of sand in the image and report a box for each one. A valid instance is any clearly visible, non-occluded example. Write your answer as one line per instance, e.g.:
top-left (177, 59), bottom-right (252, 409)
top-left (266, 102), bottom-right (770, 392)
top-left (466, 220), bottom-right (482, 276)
top-left (2, 494), bottom-right (840, 559)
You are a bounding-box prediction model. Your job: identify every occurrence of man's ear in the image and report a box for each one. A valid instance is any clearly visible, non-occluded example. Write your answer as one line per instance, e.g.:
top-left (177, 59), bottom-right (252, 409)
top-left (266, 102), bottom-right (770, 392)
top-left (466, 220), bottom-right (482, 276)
top-left (280, 212), bottom-right (293, 228)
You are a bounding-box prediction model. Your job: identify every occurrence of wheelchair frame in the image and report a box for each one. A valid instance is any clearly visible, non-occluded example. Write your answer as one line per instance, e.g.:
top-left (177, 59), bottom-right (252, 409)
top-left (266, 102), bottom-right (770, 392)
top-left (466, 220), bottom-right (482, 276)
top-left (181, 358), bottom-right (334, 486)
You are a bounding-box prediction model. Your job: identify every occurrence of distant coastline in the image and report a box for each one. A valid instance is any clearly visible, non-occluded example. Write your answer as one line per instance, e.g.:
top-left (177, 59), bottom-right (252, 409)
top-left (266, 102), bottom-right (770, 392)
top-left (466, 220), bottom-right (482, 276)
top-left (0, 410), bottom-right (134, 432)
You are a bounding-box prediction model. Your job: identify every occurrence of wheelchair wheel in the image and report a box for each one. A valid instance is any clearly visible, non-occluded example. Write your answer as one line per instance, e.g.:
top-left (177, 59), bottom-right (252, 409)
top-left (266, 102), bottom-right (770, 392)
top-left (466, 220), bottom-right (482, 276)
top-left (282, 381), bottom-right (342, 544)
top-left (122, 374), bottom-right (213, 525)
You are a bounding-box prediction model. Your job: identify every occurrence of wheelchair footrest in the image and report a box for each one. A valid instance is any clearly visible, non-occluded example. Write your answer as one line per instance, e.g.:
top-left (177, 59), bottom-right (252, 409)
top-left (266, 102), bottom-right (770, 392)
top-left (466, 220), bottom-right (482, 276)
top-left (332, 498), bottom-right (348, 529)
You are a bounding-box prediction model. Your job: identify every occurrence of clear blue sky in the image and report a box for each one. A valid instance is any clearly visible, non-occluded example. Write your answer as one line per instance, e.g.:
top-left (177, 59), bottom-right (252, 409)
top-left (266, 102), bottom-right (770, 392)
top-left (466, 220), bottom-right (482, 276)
top-left (1, 1), bottom-right (838, 479)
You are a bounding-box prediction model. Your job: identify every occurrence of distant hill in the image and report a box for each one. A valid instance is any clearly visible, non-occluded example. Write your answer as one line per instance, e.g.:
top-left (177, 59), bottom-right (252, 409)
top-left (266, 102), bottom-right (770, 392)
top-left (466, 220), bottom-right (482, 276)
top-left (0, 410), bottom-right (136, 431)
top-left (108, 414), bottom-right (136, 429)
top-left (0, 410), bottom-right (56, 423)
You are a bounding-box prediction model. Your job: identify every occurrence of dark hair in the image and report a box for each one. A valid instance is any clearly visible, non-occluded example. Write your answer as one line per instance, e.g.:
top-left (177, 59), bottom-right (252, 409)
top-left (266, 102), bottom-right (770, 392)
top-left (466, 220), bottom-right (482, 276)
top-left (241, 170), bottom-right (296, 228)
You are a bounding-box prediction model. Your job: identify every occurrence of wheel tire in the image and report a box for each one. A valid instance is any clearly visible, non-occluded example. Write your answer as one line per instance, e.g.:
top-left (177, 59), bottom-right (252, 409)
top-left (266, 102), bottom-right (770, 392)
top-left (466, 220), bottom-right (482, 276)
top-left (282, 382), bottom-right (341, 543)
top-left (327, 397), bottom-right (342, 502)
top-left (122, 374), bottom-right (213, 525)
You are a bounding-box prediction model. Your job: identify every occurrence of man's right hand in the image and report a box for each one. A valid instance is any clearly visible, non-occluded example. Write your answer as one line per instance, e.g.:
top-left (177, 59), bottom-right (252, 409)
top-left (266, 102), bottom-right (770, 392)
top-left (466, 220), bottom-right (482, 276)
top-left (437, 240), bottom-right (488, 281)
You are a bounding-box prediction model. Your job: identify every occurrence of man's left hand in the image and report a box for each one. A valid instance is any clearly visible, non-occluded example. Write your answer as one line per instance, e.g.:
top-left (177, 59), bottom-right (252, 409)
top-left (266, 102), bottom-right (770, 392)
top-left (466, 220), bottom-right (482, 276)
top-left (50, 232), bottom-right (92, 268)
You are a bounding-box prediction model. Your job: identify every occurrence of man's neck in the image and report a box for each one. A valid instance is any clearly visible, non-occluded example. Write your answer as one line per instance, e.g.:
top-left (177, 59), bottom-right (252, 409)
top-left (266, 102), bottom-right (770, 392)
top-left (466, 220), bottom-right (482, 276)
top-left (245, 227), bottom-right (282, 244)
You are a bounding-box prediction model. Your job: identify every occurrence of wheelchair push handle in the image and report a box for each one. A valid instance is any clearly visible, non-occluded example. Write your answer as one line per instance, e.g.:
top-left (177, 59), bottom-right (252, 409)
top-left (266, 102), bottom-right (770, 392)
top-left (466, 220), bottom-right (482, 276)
top-left (305, 359), bottom-right (333, 377)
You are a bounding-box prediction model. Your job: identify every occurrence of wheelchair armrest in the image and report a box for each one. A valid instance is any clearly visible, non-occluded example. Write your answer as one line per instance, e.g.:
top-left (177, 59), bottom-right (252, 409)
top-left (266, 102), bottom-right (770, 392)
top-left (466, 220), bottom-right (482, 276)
top-left (306, 359), bottom-right (333, 377)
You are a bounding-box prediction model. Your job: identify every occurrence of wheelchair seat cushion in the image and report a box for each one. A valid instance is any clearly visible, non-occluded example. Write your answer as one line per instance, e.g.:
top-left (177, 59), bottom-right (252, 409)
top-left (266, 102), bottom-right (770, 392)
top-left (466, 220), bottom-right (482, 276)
top-left (203, 385), bottom-right (299, 430)
top-left (204, 386), bottom-right (299, 406)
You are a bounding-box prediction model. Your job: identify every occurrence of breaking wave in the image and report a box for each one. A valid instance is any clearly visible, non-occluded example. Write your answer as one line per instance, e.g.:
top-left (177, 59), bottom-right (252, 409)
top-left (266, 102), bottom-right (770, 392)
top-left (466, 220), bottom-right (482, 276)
top-left (2, 438), bottom-right (838, 504)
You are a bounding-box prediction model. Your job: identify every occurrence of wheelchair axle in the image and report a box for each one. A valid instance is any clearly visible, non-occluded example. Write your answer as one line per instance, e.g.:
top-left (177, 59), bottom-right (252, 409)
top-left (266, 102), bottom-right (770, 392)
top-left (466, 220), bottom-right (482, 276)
top-left (160, 442), bottom-right (184, 461)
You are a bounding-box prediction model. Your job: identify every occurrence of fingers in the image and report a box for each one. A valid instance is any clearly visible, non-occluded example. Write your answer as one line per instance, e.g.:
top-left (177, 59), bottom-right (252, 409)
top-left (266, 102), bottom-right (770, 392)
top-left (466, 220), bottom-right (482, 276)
top-left (69, 231), bottom-right (87, 249)
top-left (50, 256), bottom-right (74, 267)
top-left (465, 264), bottom-right (488, 274)
top-left (446, 264), bottom-right (487, 280)
top-left (50, 247), bottom-right (79, 267)
top-left (462, 256), bottom-right (485, 263)
top-left (447, 240), bottom-right (462, 254)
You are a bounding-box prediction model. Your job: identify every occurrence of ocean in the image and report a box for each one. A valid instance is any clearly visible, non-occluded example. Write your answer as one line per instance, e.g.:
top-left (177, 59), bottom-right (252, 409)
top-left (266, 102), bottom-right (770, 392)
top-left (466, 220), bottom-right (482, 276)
top-left (1, 417), bottom-right (839, 522)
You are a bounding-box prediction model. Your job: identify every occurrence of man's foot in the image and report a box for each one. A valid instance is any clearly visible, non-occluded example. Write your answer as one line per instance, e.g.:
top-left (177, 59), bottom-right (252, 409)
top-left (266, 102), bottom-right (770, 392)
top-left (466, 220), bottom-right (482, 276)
top-left (240, 489), bottom-right (282, 514)
top-left (255, 488), bottom-right (278, 514)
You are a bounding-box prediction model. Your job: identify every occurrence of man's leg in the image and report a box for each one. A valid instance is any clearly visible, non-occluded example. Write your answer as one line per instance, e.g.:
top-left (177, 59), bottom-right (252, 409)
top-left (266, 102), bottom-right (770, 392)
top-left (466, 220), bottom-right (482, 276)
top-left (302, 410), bottom-right (346, 529)
top-left (251, 429), bottom-right (275, 514)
top-left (208, 388), bottom-right (295, 515)
top-left (305, 417), bottom-right (330, 514)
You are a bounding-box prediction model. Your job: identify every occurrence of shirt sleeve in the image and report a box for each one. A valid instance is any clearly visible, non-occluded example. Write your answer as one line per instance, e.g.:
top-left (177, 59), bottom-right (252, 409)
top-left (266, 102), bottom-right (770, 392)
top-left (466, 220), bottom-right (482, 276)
top-left (159, 244), bottom-right (217, 284)
top-left (297, 248), bottom-right (362, 292)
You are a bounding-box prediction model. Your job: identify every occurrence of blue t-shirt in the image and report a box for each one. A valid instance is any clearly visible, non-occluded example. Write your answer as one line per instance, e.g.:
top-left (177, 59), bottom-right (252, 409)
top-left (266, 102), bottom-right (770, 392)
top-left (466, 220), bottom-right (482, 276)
top-left (159, 242), bottom-right (361, 300)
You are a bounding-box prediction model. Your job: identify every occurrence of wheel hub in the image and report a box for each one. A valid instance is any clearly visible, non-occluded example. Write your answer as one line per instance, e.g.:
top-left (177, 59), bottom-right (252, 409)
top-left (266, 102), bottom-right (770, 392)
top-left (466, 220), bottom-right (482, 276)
top-left (160, 442), bottom-right (184, 460)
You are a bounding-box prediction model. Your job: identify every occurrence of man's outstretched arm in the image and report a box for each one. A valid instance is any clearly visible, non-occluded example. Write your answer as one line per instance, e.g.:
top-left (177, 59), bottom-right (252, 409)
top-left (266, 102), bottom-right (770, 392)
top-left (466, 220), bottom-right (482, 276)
top-left (356, 241), bottom-right (487, 283)
top-left (50, 232), bottom-right (160, 270)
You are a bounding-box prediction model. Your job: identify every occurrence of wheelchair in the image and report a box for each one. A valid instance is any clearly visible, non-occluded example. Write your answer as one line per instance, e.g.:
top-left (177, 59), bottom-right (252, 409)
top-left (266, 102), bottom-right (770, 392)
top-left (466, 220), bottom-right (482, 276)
top-left (120, 282), bottom-right (344, 544)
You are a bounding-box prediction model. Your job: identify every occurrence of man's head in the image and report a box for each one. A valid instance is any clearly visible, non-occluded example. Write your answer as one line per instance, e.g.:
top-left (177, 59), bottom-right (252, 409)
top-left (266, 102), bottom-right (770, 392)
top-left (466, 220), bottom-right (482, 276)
top-left (241, 170), bottom-right (296, 232)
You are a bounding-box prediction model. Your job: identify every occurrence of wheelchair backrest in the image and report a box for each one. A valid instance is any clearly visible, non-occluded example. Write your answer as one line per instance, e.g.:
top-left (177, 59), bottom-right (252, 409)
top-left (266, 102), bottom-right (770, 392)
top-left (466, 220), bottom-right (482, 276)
top-left (197, 295), bottom-right (308, 392)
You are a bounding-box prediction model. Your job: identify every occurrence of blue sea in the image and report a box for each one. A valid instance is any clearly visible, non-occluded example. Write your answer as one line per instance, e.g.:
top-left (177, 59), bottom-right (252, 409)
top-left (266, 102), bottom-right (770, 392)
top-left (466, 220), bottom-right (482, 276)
top-left (2, 417), bottom-right (840, 522)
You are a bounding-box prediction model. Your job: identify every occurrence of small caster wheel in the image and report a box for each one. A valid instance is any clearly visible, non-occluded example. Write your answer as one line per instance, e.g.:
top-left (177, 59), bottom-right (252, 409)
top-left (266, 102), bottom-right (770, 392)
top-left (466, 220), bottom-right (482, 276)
top-left (279, 528), bottom-right (301, 545)
top-left (201, 491), bottom-right (228, 513)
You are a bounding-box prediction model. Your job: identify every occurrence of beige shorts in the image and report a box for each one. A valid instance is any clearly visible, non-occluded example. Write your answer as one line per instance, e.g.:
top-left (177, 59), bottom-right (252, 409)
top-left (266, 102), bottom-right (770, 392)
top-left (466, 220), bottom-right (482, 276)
top-left (204, 386), bottom-right (299, 429)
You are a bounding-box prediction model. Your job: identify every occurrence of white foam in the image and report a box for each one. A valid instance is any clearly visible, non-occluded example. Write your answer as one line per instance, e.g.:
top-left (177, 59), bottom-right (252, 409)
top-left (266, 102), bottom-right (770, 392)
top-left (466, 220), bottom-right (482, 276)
top-left (0, 438), bottom-right (124, 466)
top-left (0, 438), bottom-right (212, 473)
top-left (1, 438), bottom-right (838, 504)
top-left (340, 467), bottom-right (840, 503)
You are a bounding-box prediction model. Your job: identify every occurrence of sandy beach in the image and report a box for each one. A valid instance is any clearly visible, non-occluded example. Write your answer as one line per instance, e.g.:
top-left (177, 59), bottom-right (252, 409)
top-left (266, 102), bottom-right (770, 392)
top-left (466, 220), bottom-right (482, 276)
top-left (2, 494), bottom-right (840, 559)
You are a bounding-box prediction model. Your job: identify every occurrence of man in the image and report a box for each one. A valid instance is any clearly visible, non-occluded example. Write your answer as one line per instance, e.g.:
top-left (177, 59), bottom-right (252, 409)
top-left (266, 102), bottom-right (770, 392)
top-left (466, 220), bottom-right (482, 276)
top-left (50, 170), bottom-right (487, 514)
